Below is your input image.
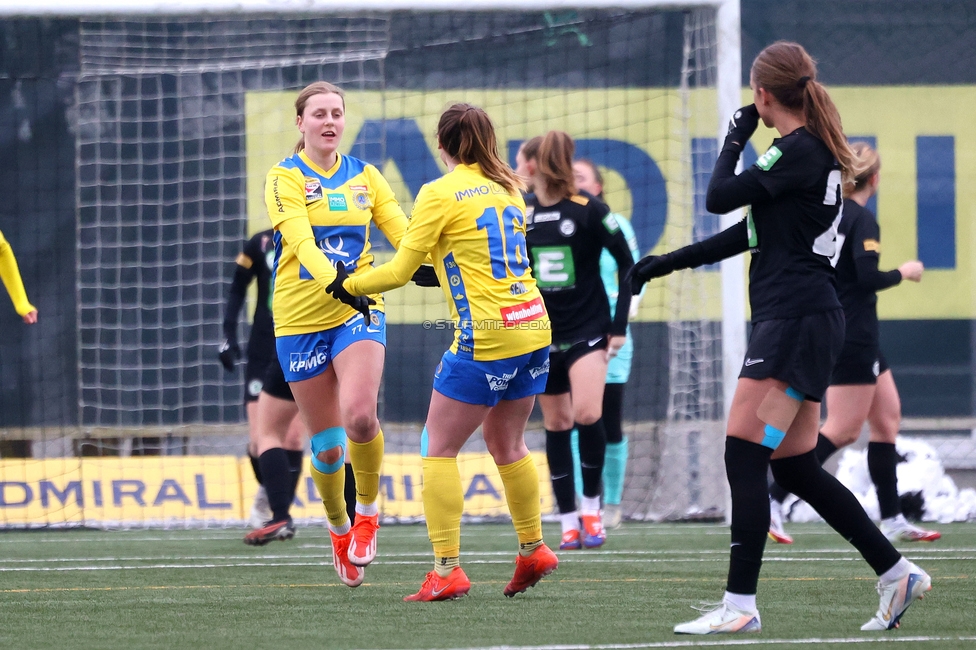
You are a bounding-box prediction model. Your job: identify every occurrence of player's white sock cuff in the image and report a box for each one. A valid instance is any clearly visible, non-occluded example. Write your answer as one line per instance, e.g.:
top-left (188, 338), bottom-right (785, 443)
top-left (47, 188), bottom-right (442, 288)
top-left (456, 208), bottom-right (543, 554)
top-left (356, 502), bottom-right (379, 517)
top-left (581, 496), bottom-right (601, 514)
top-left (724, 591), bottom-right (757, 613)
top-left (560, 511), bottom-right (580, 534)
top-left (880, 557), bottom-right (911, 584)
top-left (329, 521), bottom-right (351, 536)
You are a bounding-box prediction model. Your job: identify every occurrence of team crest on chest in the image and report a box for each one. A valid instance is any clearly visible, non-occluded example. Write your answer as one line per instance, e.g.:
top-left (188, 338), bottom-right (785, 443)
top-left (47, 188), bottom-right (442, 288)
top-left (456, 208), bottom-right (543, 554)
top-left (559, 219), bottom-right (576, 237)
top-left (304, 177), bottom-right (323, 202)
top-left (348, 185), bottom-right (370, 210)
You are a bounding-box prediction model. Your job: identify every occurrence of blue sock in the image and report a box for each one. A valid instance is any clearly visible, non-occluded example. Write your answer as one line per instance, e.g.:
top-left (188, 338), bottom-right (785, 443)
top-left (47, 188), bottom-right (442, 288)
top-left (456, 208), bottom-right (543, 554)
top-left (603, 438), bottom-right (628, 505)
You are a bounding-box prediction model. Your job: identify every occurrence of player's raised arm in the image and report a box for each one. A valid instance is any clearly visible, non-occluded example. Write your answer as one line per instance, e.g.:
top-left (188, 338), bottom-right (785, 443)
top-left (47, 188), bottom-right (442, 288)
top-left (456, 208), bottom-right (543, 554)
top-left (0, 229), bottom-right (37, 324)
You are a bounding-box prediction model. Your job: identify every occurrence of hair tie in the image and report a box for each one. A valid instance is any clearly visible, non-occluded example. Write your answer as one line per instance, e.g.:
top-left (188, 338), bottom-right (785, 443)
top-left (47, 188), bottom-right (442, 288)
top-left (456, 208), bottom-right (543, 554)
top-left (797, 75), bottom-right (811, 89)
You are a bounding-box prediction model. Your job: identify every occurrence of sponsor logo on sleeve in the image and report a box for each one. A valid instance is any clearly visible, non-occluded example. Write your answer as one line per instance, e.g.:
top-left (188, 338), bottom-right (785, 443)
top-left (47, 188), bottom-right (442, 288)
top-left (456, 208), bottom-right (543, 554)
top-left (863, 239), bottom-right (880, 252)
top-left (304, 177), bottom-right (323, 202)
top-left (755, 146), bottom-right (783, 171)
top-left (603, 214), bottom-right (620, 233)
top-left (499, 297), bottom-right (546, 326)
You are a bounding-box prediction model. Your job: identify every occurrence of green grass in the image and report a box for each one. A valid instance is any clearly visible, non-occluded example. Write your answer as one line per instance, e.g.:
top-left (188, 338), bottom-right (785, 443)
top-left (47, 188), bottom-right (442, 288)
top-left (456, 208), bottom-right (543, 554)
top-left (1, 522), bottom-right (974, 649)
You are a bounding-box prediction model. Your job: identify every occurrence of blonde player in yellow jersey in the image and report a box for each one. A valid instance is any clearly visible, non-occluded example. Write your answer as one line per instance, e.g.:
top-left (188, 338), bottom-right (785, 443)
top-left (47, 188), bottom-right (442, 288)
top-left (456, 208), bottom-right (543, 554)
top-left (0, 229), bottom-right (37, 324)
top-left (264, 81), bottom-right (437, 588)
top-left (337, 103), bottom-right (559, 601)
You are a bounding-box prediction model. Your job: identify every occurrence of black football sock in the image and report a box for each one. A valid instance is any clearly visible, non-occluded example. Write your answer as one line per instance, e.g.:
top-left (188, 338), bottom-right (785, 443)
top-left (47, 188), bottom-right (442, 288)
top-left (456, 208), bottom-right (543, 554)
top-left (868, 442), bottom-right (902, 520)
top-left (258, 448), bottom-right (293, 523)
top-left (285, 449), bottom-right (304, 502)
top-left (344, 462), bottom-right (357, 525)
top-left (725, 437), bottom-right (773, 595)
top-left (249, 451), bottom-right (263, 485)
top-left (577, 419), bottom-right (607, 499)
top-left (769, 432), bottom-right (838, 505)
top-left (602, 383), bottom-right (625, 445)
top-left (772, 450), bottom-right (901, 575)
top-left (546, 428), bottom-right (577, 513)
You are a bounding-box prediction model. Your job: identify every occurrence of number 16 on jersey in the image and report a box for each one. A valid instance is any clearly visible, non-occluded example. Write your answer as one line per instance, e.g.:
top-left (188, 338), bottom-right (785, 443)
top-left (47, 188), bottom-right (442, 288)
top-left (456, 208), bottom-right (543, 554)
top-left (476, 206), bottom-right (530, 279)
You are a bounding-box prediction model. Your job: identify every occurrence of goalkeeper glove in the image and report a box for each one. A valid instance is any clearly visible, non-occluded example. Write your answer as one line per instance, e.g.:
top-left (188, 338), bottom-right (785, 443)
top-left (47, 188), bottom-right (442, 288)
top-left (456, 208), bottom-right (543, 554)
top-left (218, 338), bottom-right (241, 372)
top-left (326, 263), bottom-right (375, 322)
top-left (411, 265), bottom-right (440, 287)
top-left (627, 254), bottom-right (676, 295)
top-left (723, 104), bottom-right (760, 155)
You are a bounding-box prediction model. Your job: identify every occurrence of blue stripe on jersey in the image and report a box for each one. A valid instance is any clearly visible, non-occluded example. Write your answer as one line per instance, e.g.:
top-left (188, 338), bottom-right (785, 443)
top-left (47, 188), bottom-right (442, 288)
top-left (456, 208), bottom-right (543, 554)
top-left (298, 225), bottom-right (367, 280)
top-left (272, 229), bottom-right (283, 297)
top-left (443, 252), bottom-right (475, 360)
top-left (286, 153), bottom-right (369, 190)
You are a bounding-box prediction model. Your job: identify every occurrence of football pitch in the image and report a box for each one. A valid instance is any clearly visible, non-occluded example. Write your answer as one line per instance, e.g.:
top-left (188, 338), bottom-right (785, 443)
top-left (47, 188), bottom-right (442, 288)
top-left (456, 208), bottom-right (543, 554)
top-left (2, 522), bottom-right (974, 649)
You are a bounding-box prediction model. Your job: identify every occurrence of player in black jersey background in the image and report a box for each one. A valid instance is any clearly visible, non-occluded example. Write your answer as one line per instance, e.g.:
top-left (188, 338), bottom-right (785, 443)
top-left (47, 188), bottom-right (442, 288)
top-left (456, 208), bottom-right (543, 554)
top-left (220, 230), bottom-right (356, 542)
top-left (768, 142), bottom-right (940, 545)
top-left (629, 42), bottom-right (930, 634)
top-left (521, 132), bottom-right (634, 550)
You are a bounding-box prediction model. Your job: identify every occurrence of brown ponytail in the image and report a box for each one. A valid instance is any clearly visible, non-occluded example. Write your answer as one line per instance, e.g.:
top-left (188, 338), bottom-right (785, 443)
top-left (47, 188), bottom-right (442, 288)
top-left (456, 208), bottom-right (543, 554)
top-left (437, 103), bottom-right (523, 194)
top-left (521, 130), bottom-right (576, 200)
top-left (751, 41), bottom-right (862, 182)
top-left (293, 81), bottom-right (345, 154)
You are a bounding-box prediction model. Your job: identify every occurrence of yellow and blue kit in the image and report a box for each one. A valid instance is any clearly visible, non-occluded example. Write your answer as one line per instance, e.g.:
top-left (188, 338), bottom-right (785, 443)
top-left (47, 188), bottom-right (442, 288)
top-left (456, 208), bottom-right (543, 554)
top-left (344, 163), bottom-right (552, 406)
top-left (0, 229), bottom-right (35, 318)
top-left (265, 151), bottom-right (407, 381)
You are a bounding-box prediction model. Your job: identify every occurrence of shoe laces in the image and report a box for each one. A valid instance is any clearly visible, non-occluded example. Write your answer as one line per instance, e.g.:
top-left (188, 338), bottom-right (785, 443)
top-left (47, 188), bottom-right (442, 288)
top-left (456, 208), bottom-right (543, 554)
top-left (690, 600), bottom-right (725, 615)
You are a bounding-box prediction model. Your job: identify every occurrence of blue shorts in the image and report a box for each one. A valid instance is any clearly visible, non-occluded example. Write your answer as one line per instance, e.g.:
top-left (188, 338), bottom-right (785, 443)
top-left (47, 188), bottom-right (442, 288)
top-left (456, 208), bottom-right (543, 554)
top-left (276, 311), bottom-right (386, 383)
top-left (433, 347), bottom-right (550, 407)
top-left (606, 331), bottom-right (634, 384)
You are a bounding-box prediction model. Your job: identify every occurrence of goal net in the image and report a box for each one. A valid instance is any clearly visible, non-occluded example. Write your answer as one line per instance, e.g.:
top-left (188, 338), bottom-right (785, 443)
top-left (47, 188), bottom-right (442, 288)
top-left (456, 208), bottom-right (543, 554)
top-left (1, 4), bottom-right (734, 528)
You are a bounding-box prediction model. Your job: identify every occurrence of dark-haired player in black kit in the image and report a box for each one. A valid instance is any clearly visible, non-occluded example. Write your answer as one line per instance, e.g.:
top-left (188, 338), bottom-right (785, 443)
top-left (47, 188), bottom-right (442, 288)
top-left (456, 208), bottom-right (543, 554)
top-left (220, 229), bottom-right (356, 543)
top-left (629, 42), bottom-right (929, 634)
top-left (768, 142), bottom-right (939, 546)
top-left (521, 131), bottom-right (634, 550)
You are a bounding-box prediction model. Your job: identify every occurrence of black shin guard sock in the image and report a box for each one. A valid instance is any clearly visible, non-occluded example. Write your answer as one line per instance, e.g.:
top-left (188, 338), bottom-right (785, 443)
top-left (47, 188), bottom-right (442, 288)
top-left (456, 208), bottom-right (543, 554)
top-left (545, 428), bottom-right (577, 513)
top-left (868, 442), bottom-right (901, 520)
top-left (725, 437), bottom-right (773, 595)
top-left (602, 383), bottom-right (625, 444)
top-left (257, 448), bottom-right (293, 522)
top-left (249, 452), bottom-right (263, 485)
top-left (771, 450), bottom-right (901, 575)
top-left (577, 420), bottom-right (607, 498)
top-left (344, 462), bottom-right (357, 525)
top-left (770, 432), bottom-right (837, 505)
top-left (285, 450), bottom-right (304, 502)
top-left (814, 433), bottom-right (839, 464)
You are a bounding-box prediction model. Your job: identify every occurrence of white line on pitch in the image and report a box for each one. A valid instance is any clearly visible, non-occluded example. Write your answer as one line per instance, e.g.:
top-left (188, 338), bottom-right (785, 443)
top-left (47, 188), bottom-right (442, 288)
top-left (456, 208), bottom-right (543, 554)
top-left (376, 637), bottom-right (976, 650)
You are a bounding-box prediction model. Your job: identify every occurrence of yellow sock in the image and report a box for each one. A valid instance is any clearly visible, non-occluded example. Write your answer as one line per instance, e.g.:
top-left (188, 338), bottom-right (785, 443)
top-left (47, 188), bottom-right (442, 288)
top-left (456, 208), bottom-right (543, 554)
top-left (422, 456), bottom-right (464, 562)
top-left (347, 428), bottom-right (384, 508)
top-left (497, 454), bottom-right (543, 554)
top-left (434, 555), bottom-right (460, 578)
top-left (309, 462), bottom-right (349, 530)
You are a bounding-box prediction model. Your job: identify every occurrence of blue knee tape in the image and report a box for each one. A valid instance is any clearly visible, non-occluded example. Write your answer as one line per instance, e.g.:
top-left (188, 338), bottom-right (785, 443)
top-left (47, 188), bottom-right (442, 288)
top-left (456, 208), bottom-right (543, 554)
top-left (310, 427), bottom-right (346, 474)
top-left (761, 424), bottom-right (786, 450)
top-left (420, 426), bottom-right (429, 458)
top-left (785, 386), bottom-right (805, 401)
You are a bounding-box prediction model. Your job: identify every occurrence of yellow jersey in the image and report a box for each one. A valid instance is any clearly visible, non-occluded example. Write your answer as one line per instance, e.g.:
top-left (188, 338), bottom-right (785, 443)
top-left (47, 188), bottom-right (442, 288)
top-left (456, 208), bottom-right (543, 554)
top-left (265, 151), bottom-right (408, 335)
top-left (0, 229), bottom-right (35, 317)
top-left (400, 163), bottom-right (550, 361)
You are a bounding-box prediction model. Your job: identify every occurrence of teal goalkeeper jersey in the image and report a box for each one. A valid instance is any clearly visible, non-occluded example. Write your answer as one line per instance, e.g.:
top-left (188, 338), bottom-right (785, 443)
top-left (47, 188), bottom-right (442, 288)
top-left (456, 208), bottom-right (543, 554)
top-left (599, 212), bottom-right (640, 317)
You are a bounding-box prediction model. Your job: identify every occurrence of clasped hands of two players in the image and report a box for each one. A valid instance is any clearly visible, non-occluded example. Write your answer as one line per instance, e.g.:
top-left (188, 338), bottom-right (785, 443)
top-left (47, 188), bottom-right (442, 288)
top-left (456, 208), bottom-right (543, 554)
top-left (326, 263), bottom-right (440, 320)
top-left (626, 104), bottom-right (759, 296)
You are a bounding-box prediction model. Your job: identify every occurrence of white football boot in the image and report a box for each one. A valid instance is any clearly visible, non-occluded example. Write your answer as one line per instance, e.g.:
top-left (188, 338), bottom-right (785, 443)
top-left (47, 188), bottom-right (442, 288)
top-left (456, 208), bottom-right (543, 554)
top-left (861, 562), bottom-right (931, 631)
top-left (674, 600), bottom-right (761, 635)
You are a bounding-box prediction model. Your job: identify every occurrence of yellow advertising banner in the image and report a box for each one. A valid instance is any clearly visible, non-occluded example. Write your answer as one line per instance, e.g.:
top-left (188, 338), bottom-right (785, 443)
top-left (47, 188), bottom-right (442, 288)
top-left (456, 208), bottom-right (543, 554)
top-left (245, 86), bottom-right (976, 321)
top-left (0, 453), bottom-right (552, 526)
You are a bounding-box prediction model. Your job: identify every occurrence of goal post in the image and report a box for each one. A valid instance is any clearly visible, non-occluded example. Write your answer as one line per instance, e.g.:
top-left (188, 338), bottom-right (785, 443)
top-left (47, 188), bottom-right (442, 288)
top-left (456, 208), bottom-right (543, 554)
top-left (0, 1), bottom-right (743, 528)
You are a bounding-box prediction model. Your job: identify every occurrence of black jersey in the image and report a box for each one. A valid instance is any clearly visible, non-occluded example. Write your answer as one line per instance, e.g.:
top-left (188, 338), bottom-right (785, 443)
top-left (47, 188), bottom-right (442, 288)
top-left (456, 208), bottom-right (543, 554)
top-left (743, 127), bottom-right (844, 321)
top-left (831, 199), bottom-right (901, 346)
top-left (525, 191), bottom-right (634, 345)
top-left (223, 229), bottom-right (275, 359)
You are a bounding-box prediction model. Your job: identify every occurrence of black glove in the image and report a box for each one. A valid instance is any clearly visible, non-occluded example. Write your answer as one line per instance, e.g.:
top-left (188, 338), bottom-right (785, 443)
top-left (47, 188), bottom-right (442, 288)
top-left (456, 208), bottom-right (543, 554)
top-left (218, 338), bottom-right (241, 372)
top-left (723, 104), bottom-right (760, 154)
top-left (411, 265), bottom-right (440, 287)
top-left (627, 254), bottom-right (676, 295)
top-left (325, 262), bottom-right (375, 322)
